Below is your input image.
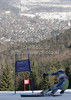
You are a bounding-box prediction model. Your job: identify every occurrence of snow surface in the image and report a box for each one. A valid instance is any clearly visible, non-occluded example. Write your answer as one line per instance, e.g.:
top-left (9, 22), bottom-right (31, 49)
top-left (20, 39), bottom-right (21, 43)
top-left (0, 89), bottom-right (71, 100)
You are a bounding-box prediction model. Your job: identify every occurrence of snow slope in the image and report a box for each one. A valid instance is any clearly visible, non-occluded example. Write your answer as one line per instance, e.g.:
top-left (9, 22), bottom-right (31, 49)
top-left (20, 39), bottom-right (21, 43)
top-left (0, 89), bottom-right (71, 100)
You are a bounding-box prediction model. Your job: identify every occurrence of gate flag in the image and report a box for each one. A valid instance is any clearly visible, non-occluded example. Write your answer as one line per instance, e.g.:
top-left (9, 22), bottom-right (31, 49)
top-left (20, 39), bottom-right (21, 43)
top-left (15, 59), bottom-right (31, 72)
top-left (24, 78), bottom-right (31, 91)
top-left (24, 79), bottom-right (29, 84)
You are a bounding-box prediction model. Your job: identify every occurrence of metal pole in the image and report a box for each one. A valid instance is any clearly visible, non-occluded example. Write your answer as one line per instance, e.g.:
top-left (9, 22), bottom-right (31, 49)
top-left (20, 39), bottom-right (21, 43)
top-left (15, 52), bottom-right (17, 94)
top-left (28, 52), bottom-right (34, 93)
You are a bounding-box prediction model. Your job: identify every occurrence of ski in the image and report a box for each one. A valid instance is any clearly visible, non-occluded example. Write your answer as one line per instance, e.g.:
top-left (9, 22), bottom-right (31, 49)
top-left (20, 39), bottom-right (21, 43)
top-left (20, 94), bottom-right (62, 97)
top-left (21, 94), bottom-right (44, 97)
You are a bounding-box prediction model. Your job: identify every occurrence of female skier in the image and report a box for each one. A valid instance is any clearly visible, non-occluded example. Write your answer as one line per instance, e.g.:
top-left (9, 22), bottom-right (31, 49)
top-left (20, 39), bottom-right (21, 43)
top-left (41, 69), bottom-right (69, 95)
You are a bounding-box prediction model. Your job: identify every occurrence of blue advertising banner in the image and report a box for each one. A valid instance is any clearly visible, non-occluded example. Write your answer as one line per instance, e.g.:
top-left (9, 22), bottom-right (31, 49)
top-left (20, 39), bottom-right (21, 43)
top-left (15, 59), bottom-right (31, 72)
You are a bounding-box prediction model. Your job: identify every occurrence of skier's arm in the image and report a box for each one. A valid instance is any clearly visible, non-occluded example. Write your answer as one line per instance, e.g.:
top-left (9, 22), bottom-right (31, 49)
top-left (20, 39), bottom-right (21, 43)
top-left (43, 72), bottom-right (58, 78)
top-left (45, 72), bottom-right (58, 76)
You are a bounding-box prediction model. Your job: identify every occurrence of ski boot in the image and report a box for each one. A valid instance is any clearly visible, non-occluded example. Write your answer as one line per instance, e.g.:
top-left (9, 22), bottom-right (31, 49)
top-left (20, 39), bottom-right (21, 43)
top-left (60, 90), bottom-right (64, 94)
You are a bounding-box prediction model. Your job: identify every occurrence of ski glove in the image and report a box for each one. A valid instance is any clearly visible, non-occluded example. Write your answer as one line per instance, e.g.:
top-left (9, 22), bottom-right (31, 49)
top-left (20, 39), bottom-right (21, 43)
top-left (43, 73), bottom-right (46, 79)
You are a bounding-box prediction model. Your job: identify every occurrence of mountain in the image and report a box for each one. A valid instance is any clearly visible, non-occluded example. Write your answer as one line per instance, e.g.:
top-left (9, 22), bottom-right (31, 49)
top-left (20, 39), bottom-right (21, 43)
top-left (0, 0), bottom-right (19, 13)
top-left (20, 0), bottom-right (71, 3)
top-left (0, 28), bottom-right (71, 77)
top-left (0, 0), bottom-right (71, 80)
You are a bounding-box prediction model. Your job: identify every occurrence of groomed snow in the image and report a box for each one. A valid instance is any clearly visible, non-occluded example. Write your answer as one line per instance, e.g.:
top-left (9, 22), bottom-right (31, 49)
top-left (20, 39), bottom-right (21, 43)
top-left (0, 89), bottom-right (71, 100)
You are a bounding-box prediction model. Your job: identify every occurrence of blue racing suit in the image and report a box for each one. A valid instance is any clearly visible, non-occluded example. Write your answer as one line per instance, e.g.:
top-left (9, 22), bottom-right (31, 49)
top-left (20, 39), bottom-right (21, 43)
top-left (42, 72), bottom-right (69, 94)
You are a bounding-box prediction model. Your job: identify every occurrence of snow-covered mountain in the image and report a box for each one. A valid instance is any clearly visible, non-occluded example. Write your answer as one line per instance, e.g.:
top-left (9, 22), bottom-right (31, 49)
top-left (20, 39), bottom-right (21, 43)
top-left (19, 0), bottom-right (71, 5)
top-left (20, 0), bottom-right (71, 3)
top-left (20, 0), bottom-right (60, 3)
top-left (18, 0), bottom-right (71, 21)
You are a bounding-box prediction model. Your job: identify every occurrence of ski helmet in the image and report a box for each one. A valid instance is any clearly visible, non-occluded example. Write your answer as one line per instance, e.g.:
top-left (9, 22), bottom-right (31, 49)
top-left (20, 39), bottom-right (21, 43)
top-left (58, 69), bottom-right (64, 73)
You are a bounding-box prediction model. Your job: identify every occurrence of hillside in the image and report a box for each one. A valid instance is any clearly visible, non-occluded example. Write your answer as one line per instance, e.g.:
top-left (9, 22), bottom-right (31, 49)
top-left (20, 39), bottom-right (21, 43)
top-left (0, 28), bottom-right (71, 77)
top-left (0, 0), bottom-right (19, 13)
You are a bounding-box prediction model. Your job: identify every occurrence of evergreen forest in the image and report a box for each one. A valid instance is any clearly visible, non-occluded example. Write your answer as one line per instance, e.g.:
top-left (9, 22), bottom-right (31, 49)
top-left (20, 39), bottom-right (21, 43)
top-left (0, 28), bottom-right (71, 91)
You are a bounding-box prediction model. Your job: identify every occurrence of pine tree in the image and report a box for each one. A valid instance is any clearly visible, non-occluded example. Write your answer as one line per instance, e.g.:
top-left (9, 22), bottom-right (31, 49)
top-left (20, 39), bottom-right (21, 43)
top-left (65, 67), bottom-right (71, 88)
top-left (65, 67), bottom-right (70, 77)
top-left (68, 72), bottom-right (71, 89)
top-left (57, 62), bottom-right (62, 69)
top-left (42, 75), bottom-right (50, 90)
top-left (50, 59), bottom-right (56, 69)
top-left (49, 60), bottom-right (57, 85)
top-left (31, 61), bottom-right (39, 90)
top-left (54, 76), bottom-right (58, 84)
top-left (0, 62), bottom-right (14, 91)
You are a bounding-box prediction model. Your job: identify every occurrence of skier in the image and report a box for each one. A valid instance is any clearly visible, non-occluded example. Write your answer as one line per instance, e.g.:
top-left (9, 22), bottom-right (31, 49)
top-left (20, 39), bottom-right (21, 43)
top-left (41, 69), bottom-right (69, 95)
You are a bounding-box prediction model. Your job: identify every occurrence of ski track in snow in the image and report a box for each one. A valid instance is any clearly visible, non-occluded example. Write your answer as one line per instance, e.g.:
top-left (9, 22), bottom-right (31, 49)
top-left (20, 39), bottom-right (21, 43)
top-left (0, 89), bottom-right (71, 100)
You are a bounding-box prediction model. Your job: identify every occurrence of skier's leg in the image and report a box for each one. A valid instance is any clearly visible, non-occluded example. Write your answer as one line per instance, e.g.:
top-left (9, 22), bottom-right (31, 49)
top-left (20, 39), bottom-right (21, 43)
top-left (40, 78), bottom-right (69, 95)
top-left (60, 78), bottom-right (69, 94)
top-left (40, 88), bottom-right (51, 95)
top-left (41, 85), bottom-right (55, 95)
top-left (51, 89), bottom-right (58, 94)
top-left (46, 81), bottom-right (64, 95)
top-left (45, 84), bottom-right (57, 94)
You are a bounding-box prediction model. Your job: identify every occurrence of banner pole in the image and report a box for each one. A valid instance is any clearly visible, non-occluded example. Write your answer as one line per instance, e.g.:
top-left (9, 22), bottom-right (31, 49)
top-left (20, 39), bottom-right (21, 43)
top-left (15, 52), bottom-right (17, 94)
top-left (24, 78), bottom-right (25, 91)
top-left (28, 52), bottom-right (33, 93)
